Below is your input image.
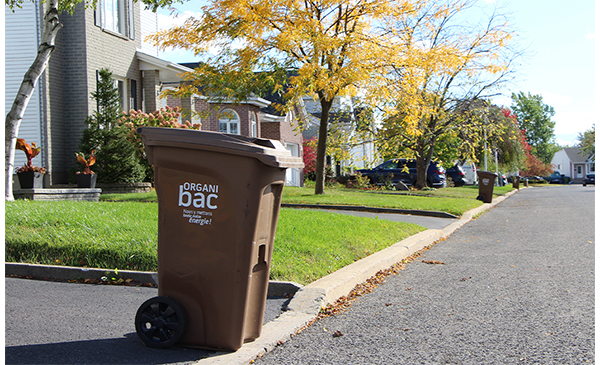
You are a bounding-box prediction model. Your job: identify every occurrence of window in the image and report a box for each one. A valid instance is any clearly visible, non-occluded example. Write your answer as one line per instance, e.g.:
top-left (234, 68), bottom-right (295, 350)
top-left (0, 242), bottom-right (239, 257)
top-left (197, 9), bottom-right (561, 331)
top-left (219, 109), bottom-right (240, 135)
top-left (250, 113), bottom-right (257, 137)
top-left (96, 0), bottom-right (135, 39)
top-left (104, 0), bottom-right (124, 34)
top-left (113, 77), bottom-right (128, 111)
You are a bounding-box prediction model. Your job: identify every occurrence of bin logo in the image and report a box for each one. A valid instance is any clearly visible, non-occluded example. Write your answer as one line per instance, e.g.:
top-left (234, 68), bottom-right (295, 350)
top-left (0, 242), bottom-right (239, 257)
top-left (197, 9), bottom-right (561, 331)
top-left (179, 182), bottom-right (218, 226)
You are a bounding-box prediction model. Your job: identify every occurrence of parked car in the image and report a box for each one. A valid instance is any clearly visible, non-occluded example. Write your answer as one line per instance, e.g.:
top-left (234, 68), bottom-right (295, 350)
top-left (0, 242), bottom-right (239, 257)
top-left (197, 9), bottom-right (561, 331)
top-left (583, 173), bottom-right (595, 186)
top-left (357, 159), bottom-right (446, 188)
top-left (498, 174), bottom-right (508, 186)
top-left (461, 161), bottom-right (478, 185)
top-left (544, 171), bottom-right (565, 184)
top-left (445, 164), bottom-right (468, 187)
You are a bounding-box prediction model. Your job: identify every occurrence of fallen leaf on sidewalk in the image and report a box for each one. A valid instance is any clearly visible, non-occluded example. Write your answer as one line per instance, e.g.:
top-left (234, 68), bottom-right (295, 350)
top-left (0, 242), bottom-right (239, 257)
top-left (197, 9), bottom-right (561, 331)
top-left (421, 260), bottom-right (445, 265)
top-left (332, 330), bottom-right (344, 337)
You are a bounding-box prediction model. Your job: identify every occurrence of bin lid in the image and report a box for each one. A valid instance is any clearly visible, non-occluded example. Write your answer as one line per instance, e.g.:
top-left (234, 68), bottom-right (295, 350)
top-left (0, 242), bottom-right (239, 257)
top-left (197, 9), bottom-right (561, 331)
top-left (138, 127), bottom-right (304, 169)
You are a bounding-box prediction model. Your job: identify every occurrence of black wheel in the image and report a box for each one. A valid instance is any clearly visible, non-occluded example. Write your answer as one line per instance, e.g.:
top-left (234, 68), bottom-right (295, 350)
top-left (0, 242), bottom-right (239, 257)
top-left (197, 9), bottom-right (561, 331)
top-left (135, 296), bottom-right (187, 348)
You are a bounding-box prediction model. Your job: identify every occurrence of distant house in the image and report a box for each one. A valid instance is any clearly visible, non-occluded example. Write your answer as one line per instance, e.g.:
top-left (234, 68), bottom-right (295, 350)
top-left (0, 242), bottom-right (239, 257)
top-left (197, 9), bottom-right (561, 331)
top-left (300, 95), bottom-right (377, 176)
top-left (551, 147), bottom-right (595, 182)
top-left (176, 64), bottom-right (304, 187)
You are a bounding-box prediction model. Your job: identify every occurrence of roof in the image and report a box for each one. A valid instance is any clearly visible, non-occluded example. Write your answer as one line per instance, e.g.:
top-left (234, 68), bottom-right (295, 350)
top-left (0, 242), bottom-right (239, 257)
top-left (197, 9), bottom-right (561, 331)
top-left (174, 62), bottom-right (272, 108)
top-left (136, 51), bottom-right (193, 83)
top-left (563, 147), bottom-right (591, 163)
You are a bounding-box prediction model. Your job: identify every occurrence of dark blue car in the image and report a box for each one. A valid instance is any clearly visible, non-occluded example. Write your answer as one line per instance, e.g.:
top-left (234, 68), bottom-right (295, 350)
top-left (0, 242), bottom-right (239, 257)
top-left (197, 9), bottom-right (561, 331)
top-left (356, 159), bottom-right (446, 188)
top-left (445, 164), bottom-right (468, 187)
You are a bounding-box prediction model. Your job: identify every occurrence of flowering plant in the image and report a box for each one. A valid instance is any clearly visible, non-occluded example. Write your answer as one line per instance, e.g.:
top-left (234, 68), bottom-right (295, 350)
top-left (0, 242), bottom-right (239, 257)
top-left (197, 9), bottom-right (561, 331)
top-left (118, 106), bottom-right (202, 155)
top-left (75, 150), bottom-right (96, 175)
top-left (15, 138), bottom-right (47, 174)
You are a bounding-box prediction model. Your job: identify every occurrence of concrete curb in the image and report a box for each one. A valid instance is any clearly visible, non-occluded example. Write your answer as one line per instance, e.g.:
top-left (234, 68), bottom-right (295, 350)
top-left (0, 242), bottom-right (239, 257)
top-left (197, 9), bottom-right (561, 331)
top-left (4, 263), bottom-right (302, 298)
top-left (196, 190), bottom-right (519, 365)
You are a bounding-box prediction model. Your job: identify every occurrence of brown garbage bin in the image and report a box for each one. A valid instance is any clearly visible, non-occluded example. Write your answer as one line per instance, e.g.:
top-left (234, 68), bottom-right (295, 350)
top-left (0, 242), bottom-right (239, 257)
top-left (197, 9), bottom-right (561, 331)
top-left (134, 127), bottom-right (303, 351)
top-left (476, 171), bottom-right (497, 203)
top-left (512, 176), bottom-right (520, 189)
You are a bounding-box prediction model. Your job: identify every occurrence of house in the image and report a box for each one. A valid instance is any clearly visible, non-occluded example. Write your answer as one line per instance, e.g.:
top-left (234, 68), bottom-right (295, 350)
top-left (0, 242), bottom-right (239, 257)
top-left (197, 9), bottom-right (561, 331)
top-left (6, 1), bottom-right (303, 186)
top-left (551, 147), bottom-right (595, 182)
top-left (300, 95), bottom-right (377, 176)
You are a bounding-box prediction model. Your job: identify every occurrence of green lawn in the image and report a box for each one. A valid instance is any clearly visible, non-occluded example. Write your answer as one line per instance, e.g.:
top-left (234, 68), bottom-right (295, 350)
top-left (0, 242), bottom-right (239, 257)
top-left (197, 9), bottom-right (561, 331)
top-left (8, 184), bottom-right (514, 285)
top-left (6, 200), bottom-right (425, 285)
top-left (280, 186), bottom-right (514, 216)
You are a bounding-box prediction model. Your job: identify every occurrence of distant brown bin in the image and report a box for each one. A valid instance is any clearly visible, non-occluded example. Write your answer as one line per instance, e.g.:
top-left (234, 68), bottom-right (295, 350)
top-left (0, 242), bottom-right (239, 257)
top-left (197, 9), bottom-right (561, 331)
top-left (476, 171), bottom-right (497, 203)
top-left (512, 176), bottom-right (520, 189)
top-left (135, 127), bottom-right (303, 351)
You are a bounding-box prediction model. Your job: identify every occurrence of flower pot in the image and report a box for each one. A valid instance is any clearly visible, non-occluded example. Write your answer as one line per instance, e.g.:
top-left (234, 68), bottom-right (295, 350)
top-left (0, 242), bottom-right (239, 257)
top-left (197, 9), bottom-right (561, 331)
top-left (17, 171), bottom-right (44, 189)
top-left (76, 174), bottom-right (97, 188)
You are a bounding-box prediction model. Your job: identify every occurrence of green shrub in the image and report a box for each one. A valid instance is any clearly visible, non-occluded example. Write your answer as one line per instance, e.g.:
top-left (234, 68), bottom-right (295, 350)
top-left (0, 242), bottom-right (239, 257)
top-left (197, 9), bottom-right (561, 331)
top-left (78, 69), bottom-right (146, 183)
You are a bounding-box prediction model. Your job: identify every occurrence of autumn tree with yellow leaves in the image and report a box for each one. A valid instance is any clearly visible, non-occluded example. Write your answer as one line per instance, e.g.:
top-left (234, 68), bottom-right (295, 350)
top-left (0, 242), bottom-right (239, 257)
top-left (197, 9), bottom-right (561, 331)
top-left (372, 0), bottom-right (519, 189)
top-left (152, 0), bottom-right (423, 194)
top-left (153, 0), bottom-right (519, 192)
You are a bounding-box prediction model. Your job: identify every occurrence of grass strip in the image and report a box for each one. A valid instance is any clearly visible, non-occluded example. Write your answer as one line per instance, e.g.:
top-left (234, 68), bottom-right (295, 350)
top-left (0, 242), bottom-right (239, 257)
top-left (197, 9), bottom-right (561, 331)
top-left (271, 208), bottom-right (425, 284)
top-left (6, 201), bottom-right (426, 285)
top-left (6, 201), bottom-right (159, 271)
top-left (281, 187), bottom-right (486, 216)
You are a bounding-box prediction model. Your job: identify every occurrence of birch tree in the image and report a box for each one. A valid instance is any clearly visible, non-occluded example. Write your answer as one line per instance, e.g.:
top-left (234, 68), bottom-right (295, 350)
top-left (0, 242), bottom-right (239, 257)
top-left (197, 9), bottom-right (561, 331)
top-left (4, 0), bottom-right (181, 201)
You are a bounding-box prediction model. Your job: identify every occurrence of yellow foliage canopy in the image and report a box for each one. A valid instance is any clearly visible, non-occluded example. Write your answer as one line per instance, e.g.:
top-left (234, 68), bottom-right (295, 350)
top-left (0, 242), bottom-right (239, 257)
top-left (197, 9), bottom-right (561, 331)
top-left (151, 0), bottom-right (423, 104)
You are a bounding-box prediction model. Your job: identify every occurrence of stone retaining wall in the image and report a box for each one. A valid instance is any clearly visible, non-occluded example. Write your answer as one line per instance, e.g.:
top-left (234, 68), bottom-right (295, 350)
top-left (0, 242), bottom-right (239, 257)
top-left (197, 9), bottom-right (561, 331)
top-left (50, 182), bottom-right (153, 194)
top-left (13, 188), bottom-right (102, 201)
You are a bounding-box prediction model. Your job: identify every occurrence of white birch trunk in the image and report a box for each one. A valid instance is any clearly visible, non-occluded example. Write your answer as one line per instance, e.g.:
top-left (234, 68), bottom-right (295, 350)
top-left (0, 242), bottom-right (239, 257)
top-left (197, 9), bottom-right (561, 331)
top-left (5, 0), bottom-right (62, 200)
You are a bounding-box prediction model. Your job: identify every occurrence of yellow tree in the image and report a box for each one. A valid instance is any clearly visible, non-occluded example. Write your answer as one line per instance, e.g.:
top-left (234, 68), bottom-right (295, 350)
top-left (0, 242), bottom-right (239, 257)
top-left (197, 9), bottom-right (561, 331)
top-left (151, 0), bottom-right (422, 194)
top-left (372, 0), bottom-right (518, 189)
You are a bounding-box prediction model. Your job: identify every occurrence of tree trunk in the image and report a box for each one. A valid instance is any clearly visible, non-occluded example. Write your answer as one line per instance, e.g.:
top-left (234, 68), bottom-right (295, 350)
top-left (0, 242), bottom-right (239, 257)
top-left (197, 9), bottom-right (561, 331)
top-left (314, 96), bottom-right (334, 195)
top-left (5, 0), bottom-right (62, 201)
top-left (414, 140), bottom-right (435, 189)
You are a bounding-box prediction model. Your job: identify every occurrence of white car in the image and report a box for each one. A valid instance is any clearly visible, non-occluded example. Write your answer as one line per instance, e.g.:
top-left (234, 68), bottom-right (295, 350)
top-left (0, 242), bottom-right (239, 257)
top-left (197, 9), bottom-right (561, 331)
top-left (462, 162), bottom-right (478, 185)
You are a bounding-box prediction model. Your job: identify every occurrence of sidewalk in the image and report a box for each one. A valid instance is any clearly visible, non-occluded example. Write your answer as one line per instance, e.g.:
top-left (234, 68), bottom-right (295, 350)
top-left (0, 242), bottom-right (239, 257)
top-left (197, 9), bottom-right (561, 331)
top-left (5, 190), bottom-right (519, 365)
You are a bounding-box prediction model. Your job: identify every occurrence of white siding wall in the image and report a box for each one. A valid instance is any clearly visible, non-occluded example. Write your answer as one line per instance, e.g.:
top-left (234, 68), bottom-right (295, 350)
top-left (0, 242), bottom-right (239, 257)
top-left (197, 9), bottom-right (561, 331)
top-left (5, 0), bottom-right (44, 169)
top-left (551, 150), bottom-right (571, 177)
top-left (139, 4), bottom-right (159, 56)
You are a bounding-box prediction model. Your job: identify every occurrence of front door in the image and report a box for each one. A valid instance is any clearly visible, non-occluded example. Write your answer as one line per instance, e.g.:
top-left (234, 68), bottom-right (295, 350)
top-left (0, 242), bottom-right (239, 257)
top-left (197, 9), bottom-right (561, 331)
top-left (576, 165), bottom-right (584, 179)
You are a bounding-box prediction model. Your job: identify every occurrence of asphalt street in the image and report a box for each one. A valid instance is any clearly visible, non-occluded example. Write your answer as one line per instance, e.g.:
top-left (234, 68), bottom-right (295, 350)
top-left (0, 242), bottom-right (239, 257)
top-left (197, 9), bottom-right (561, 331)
top-left (5, 278), bottom-right (289, 364)
top-left (254, 185), bottom-right (595, 364)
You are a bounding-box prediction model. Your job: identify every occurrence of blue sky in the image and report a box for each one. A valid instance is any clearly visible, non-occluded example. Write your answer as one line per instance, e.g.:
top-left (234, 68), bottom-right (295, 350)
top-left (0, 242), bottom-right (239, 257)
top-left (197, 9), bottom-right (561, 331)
top-left (156, 0), bottom-right (596, 147)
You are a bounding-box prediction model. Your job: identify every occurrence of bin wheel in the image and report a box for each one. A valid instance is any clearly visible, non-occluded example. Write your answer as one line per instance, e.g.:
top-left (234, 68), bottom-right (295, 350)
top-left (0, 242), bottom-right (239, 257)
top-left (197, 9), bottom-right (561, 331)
top-left (135, 296), bottom-right (187, 348)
